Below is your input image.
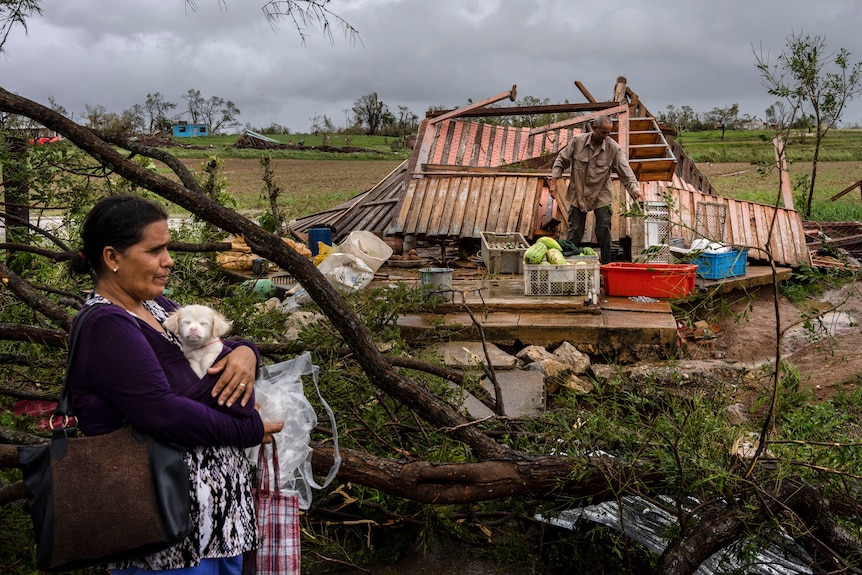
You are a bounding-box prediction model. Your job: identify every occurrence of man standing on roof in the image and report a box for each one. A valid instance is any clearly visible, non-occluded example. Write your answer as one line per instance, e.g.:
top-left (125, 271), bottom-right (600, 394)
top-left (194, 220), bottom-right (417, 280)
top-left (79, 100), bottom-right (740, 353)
top-left (549, 115), bottom-right (643, 265)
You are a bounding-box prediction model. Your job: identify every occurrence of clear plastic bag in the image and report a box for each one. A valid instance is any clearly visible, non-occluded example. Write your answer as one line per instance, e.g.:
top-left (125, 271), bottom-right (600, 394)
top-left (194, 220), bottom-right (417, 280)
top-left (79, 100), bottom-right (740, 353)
top-left (247, 352), bottom-right (340, 510)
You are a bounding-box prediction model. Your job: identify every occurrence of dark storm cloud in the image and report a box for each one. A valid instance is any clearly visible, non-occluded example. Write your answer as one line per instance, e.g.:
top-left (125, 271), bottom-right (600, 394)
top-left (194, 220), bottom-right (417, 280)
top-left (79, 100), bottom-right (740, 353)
top-left (3, 0), bottom-right (862, 131)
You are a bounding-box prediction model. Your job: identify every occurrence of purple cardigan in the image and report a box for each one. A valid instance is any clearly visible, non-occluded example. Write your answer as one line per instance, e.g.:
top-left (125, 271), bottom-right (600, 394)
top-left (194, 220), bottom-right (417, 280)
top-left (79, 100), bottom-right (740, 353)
top-left (67, 298), bottom-right (264, 448)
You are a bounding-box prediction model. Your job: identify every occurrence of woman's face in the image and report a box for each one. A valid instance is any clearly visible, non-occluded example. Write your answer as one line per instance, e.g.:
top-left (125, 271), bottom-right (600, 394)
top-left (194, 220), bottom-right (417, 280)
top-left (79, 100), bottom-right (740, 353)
top-left (107, 219), bottom-right (174, 302)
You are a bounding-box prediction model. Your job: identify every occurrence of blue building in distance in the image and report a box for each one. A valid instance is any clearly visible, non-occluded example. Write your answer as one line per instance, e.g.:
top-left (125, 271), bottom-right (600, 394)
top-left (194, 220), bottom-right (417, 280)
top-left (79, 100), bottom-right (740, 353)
top-left (172, 122), bottom-right (209, 138)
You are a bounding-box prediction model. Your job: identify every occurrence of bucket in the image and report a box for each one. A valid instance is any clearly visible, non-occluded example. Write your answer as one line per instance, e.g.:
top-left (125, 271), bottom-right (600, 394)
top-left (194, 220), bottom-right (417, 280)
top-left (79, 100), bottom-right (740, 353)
top-left (307, 226), bottom-right (334, 257)
top-left (419, 267), bottom-right (453, 296)
top-left (403, 234), bottom-right (417, 253)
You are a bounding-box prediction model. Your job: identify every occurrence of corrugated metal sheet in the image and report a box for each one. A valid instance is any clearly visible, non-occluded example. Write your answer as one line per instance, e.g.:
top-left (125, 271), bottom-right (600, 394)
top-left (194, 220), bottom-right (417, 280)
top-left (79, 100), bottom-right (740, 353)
top-left (422, 119), bottom-right (577, 167)
top-left (537, 495), bottom-right (812, 575)
top-left (290, 161), bottom-right (408, 243)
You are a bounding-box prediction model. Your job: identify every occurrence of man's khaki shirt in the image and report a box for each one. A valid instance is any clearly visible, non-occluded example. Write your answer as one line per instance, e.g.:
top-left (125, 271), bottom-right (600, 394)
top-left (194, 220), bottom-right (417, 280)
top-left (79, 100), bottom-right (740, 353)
top-left (551, 131), bottom-right (640, 212)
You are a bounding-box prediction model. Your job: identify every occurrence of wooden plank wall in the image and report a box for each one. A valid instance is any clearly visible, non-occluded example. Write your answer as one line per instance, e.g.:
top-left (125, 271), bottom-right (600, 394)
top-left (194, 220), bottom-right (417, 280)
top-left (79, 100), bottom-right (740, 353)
top-left (425, 120), bottom-right (578, 168)
top-left (391, 175), bottom-right (542, 239)
top-left (640, 181), bottom-right (811, 267)
top-left (668, 137), bottom-right (716, 195)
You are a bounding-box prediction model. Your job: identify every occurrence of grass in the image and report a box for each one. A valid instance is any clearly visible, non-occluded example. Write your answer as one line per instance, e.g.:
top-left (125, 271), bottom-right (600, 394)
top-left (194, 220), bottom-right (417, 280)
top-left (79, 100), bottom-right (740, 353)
top-left (676, 128), bottom-right (862, 163)
top-left (165, 132), bottom-right (412, 161)
top-left (697, 161), bottom-right (862, 220)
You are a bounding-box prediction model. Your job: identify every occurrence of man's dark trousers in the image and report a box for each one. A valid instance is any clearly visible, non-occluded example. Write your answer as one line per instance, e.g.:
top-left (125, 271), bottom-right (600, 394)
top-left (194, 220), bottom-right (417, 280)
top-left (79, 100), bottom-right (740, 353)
top-left (567, 205), bottom-right (613, 264)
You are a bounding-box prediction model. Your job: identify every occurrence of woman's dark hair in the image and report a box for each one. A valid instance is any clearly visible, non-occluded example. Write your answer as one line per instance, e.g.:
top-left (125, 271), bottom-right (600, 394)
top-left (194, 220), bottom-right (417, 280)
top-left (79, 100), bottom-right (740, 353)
top-left (69, 195), bottom-right (169, 276)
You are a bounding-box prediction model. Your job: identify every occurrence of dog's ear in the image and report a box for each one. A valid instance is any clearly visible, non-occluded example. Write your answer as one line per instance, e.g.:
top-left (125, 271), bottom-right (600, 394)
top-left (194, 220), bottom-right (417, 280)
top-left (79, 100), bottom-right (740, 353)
top-left (211, 309), bottom-right (232, 338)
top-left (163, 309), bottom-right (182, 333)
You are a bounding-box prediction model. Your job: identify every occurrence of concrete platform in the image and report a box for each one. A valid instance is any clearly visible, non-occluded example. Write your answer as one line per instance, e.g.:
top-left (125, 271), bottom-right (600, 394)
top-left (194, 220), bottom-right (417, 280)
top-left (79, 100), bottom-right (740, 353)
top-left (372, 264), bottom-right (789, 359)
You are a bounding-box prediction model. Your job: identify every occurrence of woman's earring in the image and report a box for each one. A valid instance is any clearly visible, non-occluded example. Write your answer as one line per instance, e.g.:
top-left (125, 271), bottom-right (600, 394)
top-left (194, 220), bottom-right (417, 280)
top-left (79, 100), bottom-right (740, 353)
top-left (113, 268), bottom-right (118, 273)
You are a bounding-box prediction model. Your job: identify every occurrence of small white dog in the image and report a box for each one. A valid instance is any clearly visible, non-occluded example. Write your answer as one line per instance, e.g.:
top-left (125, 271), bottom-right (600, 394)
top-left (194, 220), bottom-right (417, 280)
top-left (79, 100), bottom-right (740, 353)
top-left (164, 304), bottom-right (232, 378)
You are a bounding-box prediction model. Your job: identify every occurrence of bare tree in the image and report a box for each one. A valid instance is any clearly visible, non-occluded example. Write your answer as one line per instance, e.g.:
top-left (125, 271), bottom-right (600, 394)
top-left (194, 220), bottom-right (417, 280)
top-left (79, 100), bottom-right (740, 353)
top-left (352, 92), bottom-right (390, 136)
top-left (182, 88), bottom-right (204, 124)
top-left (703, 103), bottom-right (739, 141)
top-left (199, 96), bottom-right (241, 133)
top-left (144, 92), bottom-right (177, 133)
top-left (756, 32), bottom-right (862, 218)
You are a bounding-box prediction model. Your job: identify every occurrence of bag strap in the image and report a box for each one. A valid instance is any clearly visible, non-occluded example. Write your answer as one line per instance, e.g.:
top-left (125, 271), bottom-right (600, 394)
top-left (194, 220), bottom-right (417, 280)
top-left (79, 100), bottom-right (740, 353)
top-left (257, 438), bottom-right (279, 494)
top-left (303, 362), bottom-right (340, 491)
top-left (55, 304), bottom-right (102, 419)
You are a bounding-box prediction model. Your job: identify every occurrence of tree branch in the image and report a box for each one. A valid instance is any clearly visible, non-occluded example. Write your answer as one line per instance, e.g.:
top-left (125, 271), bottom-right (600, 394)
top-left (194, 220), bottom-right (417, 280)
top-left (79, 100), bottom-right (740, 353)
top-left (0, 86), bottom-right (512, 461)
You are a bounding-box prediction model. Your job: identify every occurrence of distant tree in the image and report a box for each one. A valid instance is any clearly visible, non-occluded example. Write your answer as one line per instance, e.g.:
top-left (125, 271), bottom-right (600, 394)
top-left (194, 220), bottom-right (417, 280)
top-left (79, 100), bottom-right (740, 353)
top-left (258, 121), bottom-right (290, 135)
top-left (352, 92), bottom-right (389, 136)
top-left (122, 103), bottom-right (146, 135)
top-left (657, 104), bottom-right (701, 133)
top-left (756, 31), bottom-right (862, 217)
top-left (144, 92), bottom-right (176, 133)
top-left (396, 105), bottom-right (418, 136)
top-left (703, 103), bottom-right (739, 140)
top-left (199, 96), bottom-right (241, 134)
top-left (182, 88), bottom-right (204, 124)
top-left (512, 95), bottom-right (547, 128)
top-left (309, 113), bottom-right (335, 135)
top-left (83, 104), bottom-right (108, 129)
top-left (47, 96), bottom-right (67, 118)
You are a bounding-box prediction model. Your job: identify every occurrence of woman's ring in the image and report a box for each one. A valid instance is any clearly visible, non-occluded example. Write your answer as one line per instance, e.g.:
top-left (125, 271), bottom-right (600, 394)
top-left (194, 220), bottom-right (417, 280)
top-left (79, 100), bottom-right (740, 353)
top-left (239, 382), bottom-right (246, 388)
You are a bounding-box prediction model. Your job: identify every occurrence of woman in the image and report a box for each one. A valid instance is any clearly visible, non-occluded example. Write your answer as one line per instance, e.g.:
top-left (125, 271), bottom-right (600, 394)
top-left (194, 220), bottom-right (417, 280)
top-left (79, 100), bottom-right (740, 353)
top-left (67, 195), bottom-right (283, 574)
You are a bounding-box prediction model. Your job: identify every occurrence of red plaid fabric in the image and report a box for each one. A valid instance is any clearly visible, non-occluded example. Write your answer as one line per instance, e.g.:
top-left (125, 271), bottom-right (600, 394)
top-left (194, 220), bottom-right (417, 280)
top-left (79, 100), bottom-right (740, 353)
top-left (243, 441), bottom-right (301, 575)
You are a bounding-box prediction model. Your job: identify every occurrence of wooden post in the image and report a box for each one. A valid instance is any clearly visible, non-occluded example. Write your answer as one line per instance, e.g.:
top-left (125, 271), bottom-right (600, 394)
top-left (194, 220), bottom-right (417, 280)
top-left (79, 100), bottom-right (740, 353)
top-left (429, 86), bottom-right (517, 125)
top-left (613, 76), bottom-right (628, 103)
top-left (574, 81), bottom-right (598, 103)
top-left (773, 137), bottom-right (794, 210)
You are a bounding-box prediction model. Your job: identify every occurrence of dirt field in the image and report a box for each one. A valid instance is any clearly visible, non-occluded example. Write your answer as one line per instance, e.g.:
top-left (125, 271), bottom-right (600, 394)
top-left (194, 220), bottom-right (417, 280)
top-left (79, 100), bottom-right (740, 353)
top-left (178, 157), bottom-right (404, 216)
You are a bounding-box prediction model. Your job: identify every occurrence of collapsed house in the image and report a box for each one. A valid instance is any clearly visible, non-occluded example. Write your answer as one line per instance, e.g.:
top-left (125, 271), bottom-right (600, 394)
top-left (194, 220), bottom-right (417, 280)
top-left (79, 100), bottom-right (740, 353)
top-left (290, 77), bottom-right (811, 270)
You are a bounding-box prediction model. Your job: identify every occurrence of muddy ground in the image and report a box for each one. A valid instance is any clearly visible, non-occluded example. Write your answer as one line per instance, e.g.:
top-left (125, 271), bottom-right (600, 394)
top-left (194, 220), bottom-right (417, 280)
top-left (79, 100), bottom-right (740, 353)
top-left (683, 280), bottom-right (861, 405)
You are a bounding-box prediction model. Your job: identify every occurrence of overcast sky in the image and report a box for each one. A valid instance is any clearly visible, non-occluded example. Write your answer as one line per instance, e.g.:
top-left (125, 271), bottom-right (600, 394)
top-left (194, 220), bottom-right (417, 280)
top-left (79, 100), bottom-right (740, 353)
top-left (4, 0), bottom-right (862, 133)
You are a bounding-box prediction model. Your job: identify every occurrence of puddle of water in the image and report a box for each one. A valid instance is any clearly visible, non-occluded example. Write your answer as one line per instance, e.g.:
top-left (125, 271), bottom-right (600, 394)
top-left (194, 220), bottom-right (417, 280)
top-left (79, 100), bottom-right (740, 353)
top-left (781, 310), bottom-right (857, 355)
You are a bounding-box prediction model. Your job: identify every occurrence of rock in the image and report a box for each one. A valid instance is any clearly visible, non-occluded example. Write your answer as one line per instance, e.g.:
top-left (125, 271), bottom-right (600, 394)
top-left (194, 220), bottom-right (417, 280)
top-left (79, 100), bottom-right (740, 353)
top-left (552, 341), bottom-right (591, 374)
top-left (254, 297), bottom-right (281, 313)
top-left (425, 341), bottom-right (518, 369)
top-left (516, 345), bottom-right (556, 364)
top-left (590, 363), bottom-right (625, 384)
top-left (561, 374), bottom-right (595, 395)
top-left (535, 359), bottom-right (572, 394)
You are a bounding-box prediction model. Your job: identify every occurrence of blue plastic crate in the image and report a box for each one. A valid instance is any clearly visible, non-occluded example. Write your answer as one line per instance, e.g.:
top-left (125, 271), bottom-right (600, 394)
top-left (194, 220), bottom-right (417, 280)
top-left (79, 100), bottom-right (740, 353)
top-left (696, 248), bottom-right (748, 279)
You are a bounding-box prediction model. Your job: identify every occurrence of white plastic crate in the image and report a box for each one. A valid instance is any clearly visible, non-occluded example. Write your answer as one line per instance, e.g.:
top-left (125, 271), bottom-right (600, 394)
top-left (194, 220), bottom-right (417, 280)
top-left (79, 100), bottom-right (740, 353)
top-left (524, 260), bottom-right (600, 296)
top-left (630, 200), bottom-right (671, 263)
